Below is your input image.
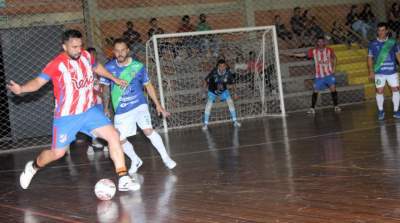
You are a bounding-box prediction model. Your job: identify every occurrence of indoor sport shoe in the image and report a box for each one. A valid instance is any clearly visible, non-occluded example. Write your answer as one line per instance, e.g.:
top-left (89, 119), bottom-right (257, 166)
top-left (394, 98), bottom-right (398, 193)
top-left (118, 175), bottom-right (141, 191)
top-left (202, 124), bottom-right (208, 131)
top-left (334, 106), bottom-right (342, 112)
top-left (128, 158), bottom-right (143, 175)
top-left (20, 161), bottom-right (37, 189)
top-left (378, 110), bottom-right (385, 121)
top-left (307, 108), bottom-right (316, 114)
top-left (163, 158), bottom-right (177, 170)
top-left (394, 111), bottom-right (400, 119)
top-left (86, 145), bottom-right (95, 155)
top-left (233, 121), bottom-right (241, 128)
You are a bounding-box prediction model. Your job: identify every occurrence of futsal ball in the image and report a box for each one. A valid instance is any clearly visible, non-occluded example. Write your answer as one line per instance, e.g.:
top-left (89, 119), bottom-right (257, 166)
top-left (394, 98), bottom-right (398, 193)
top-left (95, 179), bottom-right (116, 201)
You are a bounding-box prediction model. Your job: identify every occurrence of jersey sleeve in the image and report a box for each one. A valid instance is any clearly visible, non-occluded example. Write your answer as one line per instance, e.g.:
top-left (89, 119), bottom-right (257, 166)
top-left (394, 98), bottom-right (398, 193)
top-left (227, 70), bottom-right (236, 84)
top-left (99, 76), bottom-right (111, 85)
top-left (395, 42), bottom-right (400, 55)
top-left (205, 70), bottom-right (213, 82)
top-left (307, 49), bottom-right (314, 59)
top-left (138, 67), bottom-right (150, 86)
top-left (368, 42), bottom-right (374, 58)
top-left (82, 50), bottom-right (97, 67)
top-left (40, 60), bottom-right (59, 80)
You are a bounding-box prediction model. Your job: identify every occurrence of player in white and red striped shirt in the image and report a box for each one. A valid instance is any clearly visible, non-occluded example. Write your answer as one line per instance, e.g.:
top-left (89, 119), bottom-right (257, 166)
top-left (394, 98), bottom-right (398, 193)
top-left (7, 29), bottom-right (140, 192)
top-left (284, 36), bottom-right (341, 114)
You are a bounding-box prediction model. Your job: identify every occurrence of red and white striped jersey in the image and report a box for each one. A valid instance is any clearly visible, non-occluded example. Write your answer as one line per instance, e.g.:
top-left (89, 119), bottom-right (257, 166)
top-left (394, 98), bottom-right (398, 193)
top-left (307, 47), bottom-right (335, 78)
top-left (41, 50), bottom-right (97, 117)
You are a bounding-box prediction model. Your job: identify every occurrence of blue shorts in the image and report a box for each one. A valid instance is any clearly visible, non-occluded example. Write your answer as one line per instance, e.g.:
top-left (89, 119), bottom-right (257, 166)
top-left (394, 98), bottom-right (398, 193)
top-left (52, 105), bottom-right (111, 149)
top-left (208, 90), bottom-right (231, 102)
top-left (313, 75), bottom-right (336, 91)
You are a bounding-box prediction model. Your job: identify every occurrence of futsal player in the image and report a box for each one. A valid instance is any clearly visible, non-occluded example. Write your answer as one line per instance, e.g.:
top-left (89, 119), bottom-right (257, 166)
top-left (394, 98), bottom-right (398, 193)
top-left (284, 36), bottom-right (341, 114)
top-left (8, 30), bottom-right (140, 191)
top-left (202, 59), bottom-right (241, 130)
top-left (367, 22), bottom-right (400, 120)
top-left (101, 38), bottom-right (176, 174)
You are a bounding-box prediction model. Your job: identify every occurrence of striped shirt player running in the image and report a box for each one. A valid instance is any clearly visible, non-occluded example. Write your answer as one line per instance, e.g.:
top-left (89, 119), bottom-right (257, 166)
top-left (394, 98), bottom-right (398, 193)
top-left (367, 22), bottom-right (400, 120)
top-left (7, 30), bottom-right (140, 192)
top-left (284, 36), bottom-right (341, 114)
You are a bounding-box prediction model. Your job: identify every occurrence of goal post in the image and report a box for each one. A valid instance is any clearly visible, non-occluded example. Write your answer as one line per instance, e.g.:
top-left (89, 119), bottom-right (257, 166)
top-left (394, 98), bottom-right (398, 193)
top-left (146, 26), bottom-right (285, 132)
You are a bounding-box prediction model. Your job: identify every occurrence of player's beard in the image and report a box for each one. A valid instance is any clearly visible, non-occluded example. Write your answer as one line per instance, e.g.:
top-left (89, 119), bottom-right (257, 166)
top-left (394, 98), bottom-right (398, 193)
top-left (117, 55), bottom-right (129, 64)
top-left (69, 52), bottom-right (81, 60)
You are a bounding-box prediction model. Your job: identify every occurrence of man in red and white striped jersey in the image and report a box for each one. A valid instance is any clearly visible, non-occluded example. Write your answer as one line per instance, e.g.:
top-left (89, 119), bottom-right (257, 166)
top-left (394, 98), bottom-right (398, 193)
top-left (284, 36), bottom-right (341, 114)
top-left (7, 29), bottom-right (140, 192)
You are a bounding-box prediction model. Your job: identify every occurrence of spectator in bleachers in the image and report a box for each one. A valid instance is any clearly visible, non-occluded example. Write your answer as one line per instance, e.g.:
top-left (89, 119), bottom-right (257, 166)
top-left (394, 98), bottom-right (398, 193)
top-left (196, 13), bottom-right (219, 57)
top-left (122, 21), bottom-right (145, 57)
top-left (330, 21), bottom-right (351, 45)
top-left (290, 7), bottom-right (306, 47)
top-left (304, 15), bottom-right (324, 46)
top-left (147, 18), bottom-right (176, 58)
top-left (388, 3), bottom-right (400, 38)
top-left (177, 15), bottom-right (195, 57)
top-left (274, 15), bottom-right (293, 41)
top-left (346, 5), bottom-right (372, 40)
top-left (177, 15), bottom-right (195, 33)
top-left (359, 3), bottom-right (377, 28)
top-left (147, 18), bottom-right (164, 39)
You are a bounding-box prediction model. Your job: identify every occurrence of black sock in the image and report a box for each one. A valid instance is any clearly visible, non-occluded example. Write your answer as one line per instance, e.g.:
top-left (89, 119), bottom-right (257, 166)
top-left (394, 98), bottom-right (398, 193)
top-left (331, 91), bottom-right (338, 106)
top-left (311, 92), bottom-right (318, 108)
top-left (32, 159), bottom-right (41, 170)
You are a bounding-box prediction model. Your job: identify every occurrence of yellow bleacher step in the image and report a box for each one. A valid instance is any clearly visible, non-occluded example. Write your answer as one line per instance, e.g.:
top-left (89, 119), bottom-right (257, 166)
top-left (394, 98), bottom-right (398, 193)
top-left (345, 69), bottom-right (368, 78)
top-left (337, 62), bottom-right (367, 72)
top-left (329, 44), bottom-right (360, 51)
top-left (348, 76), bottom-right (369, 85)
top-left (335, 49), bottom-right (367, 58)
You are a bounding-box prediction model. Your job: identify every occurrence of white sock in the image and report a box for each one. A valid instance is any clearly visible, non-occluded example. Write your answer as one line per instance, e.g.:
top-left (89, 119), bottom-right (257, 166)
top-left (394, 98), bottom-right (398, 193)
top-left (122, 141), bottom-right (141, 164)
top-left (146, 131), bottom-right (175, 165)
top-left (376, 94), bottom-right (384, 111)
top-left (393, 91), bottom-right (399, 112)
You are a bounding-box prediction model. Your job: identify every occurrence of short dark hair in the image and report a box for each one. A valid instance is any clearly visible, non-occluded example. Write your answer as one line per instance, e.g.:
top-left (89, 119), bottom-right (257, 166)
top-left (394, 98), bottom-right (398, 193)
top-left (150, 17), bottom-right (157, 23)
top-left (377, 22), bottom-right (388, 29)
top-left (182, 15), bottom-right (190, 21)
top-left (217, 59), bottom-right (226, 66)
top-left (316, 36), bottom-right (325, 41)
top-left (113, 38), bottom-right (128, 47)
top-left (62, 29), bottom-right (82, 43)
top-left (86, 47), bottom-right (96, 53)
top-left (126, 21), bottom-right (133, 26)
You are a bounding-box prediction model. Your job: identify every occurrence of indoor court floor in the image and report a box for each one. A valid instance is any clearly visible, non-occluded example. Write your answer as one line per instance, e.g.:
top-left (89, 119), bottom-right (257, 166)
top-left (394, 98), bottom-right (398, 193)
top-left (1, 102), bottom-right (400, 222)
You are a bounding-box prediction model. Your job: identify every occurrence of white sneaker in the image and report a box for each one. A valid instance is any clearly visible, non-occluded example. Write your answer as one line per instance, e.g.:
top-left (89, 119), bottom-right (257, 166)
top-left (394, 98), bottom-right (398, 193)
top-left (87, 145), bottom-right (94, 155)
top-left (307, 108), bottom-right (316, 114)
top-left (20, 161), bottom-right (38, 189)
top-left (233, 121), bottom-right (241, 128)
top-left (334, 106), bottom-right (342, 112)
top-left (103, 146), bottom-right (109, 152)
top-left (128, 158), bottom-right (143, 175)
top-left (202, 124), bottom-right (208, 131)
top-left (163, 157), bottom-right (177, 169)
top-left (118, 175), bottom-right (141, 191)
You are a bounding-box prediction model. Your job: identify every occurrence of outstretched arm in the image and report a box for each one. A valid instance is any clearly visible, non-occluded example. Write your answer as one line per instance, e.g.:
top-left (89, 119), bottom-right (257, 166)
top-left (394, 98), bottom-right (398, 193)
top-left (281, 52), bottom-right (308, 58)
top-left (93, 64), bottom-right (127, 88)
top-left (7, 77), bottom-right (49, 95)
top-left (144, 83), bottom-right (170, 118)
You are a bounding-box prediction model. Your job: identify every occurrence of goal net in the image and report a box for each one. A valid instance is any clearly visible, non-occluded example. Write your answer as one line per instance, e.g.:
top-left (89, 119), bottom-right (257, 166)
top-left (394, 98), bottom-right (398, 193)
top-left (146, 26), bottom-right (285, 131)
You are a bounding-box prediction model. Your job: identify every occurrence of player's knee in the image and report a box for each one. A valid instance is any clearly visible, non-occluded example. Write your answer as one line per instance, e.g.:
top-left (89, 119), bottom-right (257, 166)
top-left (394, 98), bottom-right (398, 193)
top-left (143, 128), bottom-right (153, 136)
top-left (52, 149), bottom-right (66, 160)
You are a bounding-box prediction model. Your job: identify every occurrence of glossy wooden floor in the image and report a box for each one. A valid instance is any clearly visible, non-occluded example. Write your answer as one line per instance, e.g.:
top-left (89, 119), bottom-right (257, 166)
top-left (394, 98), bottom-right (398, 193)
top-left (3, 103), bottom-right (400, 222)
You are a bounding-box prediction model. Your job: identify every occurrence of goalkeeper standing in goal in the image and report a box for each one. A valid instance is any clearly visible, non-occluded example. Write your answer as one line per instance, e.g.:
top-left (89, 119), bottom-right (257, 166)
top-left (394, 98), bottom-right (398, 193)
top-left (202, 59), bottom-right (241, 130)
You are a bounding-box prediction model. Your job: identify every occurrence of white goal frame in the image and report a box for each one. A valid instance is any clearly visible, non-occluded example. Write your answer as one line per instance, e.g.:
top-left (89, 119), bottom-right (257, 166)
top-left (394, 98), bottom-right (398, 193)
top-left (147, 25), bottom-right (286, 132)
